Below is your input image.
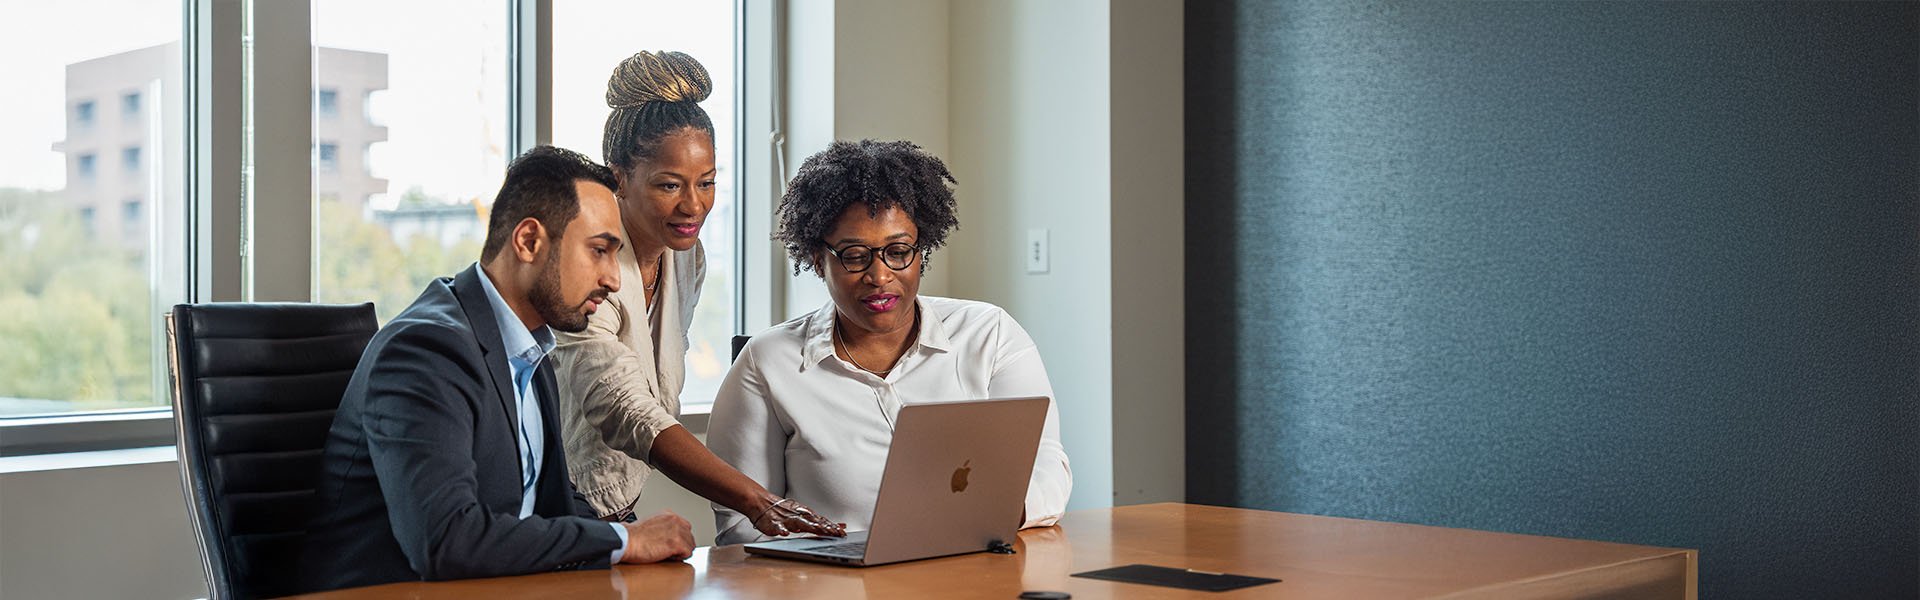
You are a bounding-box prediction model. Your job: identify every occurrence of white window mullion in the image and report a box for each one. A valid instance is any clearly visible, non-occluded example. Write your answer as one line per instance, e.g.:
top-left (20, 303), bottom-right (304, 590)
top-left (510, 0), bottom-right (552, 155)
top-left (742, 0), bottom-right (782, 331)
top-left (248, 0), bottom-right (312, 302)
top-left (191, 0), bottom-right (245, 303)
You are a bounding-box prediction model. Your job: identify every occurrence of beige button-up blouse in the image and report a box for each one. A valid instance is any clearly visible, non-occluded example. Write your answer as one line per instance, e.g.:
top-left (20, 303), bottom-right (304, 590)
top-left (551, 240), bottom-right (704, 517)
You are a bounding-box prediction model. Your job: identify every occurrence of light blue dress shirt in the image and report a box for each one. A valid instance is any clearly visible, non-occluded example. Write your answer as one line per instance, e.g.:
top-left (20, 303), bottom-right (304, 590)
top-left (475, 264), bottom-right (627, 563)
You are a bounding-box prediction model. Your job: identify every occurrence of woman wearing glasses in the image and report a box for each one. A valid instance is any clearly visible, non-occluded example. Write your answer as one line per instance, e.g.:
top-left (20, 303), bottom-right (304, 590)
top-left (550, 50), bottom-right (843, 541)
top-left (707, 139), bottom-right (1072, 545)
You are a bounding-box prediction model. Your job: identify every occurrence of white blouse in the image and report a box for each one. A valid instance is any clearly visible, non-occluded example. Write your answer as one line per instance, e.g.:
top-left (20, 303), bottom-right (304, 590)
top-left (707, 296), bottom-right (1072, 545)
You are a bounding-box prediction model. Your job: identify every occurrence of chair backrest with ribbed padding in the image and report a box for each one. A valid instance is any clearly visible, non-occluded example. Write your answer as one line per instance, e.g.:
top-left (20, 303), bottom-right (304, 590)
top-left (167, 302), bottom-right (376, 600)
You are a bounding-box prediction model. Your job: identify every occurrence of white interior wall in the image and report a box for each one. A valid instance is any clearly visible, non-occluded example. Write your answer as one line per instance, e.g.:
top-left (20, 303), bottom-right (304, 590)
top-left (1107, 0), bottom-right (1185, 505)
top-left (947, 0), bottom-right (1117, 510)
top-left (0, 460), bottom-right (208, 599)
top-left (779, 0), bottom-right (953, 316)
top-left (779, 0), bottom-right (838, 319)
top-left (0, 439), bottom-right (718, 600)
top-left (831, 0), bottom-right (951, 298)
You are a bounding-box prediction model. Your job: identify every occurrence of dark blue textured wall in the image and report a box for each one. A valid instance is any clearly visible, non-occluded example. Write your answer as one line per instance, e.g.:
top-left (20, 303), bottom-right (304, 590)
top-left (1184, 2), bottom-right (1918, 597)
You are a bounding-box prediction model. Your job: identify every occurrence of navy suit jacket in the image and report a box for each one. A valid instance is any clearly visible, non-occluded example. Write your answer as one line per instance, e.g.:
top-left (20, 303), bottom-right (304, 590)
top-left (299, 265), bottom-right (620, 594)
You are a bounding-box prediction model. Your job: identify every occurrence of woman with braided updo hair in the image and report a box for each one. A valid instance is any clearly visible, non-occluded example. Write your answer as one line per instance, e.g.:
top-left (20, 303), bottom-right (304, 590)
top-left (551, 50), bottom-right (844, 542)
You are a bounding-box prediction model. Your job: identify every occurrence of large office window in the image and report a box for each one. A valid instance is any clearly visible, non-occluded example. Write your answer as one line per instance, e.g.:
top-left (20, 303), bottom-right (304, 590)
top-left (552, 0), bottom-right (740, 409)
top-left (0, 1), bottom-right (184, 418)
top-left (3, 0), bottom-right (753, 450)
top-left (310, 0), bottom-right (511, 323)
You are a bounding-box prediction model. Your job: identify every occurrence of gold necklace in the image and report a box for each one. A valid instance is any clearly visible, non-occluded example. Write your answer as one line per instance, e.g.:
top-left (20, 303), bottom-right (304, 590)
top-left (831, 311), bottom-right (920, 376)
top-left (832, 322), bottom-right (889, 376)
top-left (643, 257), bottom-right (662, 292)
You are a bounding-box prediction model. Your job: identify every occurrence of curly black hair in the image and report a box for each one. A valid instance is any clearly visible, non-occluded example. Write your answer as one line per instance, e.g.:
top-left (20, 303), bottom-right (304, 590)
top-left (775, 139), bottom-right (960, 276)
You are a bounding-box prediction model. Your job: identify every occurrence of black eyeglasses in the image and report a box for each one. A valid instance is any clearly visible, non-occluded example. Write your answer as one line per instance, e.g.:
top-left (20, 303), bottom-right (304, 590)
top-left (824, 242), bottom-right (920, 274)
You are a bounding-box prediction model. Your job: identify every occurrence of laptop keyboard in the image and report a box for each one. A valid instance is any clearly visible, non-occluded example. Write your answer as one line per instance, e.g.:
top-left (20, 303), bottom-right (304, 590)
top-left (807, 541), bottom-right (868, 558)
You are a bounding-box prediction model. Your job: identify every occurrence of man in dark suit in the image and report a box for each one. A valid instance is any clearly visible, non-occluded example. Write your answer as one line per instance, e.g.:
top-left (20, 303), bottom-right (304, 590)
top-left (300, 146), bottom-right (695, 594)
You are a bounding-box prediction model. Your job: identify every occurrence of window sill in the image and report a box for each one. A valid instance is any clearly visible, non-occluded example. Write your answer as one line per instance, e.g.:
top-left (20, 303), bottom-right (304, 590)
top-left (0, 445), bottom-right (175, 474)
top-left (0, 408), bottom-right (175, 458)
top-left (0, 405), bottom-right (710, 473)
top-left (680, 403), bottom-right (711, 434)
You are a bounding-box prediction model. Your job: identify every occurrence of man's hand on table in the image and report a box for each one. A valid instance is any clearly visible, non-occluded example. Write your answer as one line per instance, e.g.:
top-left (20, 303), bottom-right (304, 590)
top-left (621, 510), bottom-right (695, 563)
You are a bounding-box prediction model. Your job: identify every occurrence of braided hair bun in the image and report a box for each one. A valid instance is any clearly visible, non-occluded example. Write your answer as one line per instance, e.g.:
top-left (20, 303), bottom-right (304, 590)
top-left (603, 51), bottom-right (716, 169)
top-left (605, 50), bottom-right (712, 107)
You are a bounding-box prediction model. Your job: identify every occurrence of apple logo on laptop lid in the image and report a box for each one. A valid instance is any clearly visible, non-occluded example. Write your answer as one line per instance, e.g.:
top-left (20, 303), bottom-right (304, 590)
top-left (951, 460), bottom-right (971, 493)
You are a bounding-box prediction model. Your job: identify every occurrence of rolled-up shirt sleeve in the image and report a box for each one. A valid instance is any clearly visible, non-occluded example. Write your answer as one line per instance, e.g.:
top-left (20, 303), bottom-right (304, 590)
top-left (987, 313), bottom-right (1072, 529)
top-left (708, 343), bottom-right (788, 545)
top-left (553, 294), bottom-right (679, 465)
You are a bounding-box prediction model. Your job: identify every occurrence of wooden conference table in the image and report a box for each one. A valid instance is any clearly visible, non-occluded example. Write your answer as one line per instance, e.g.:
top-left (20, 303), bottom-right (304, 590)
top-left (291, 503), bottom-right (1696, 599)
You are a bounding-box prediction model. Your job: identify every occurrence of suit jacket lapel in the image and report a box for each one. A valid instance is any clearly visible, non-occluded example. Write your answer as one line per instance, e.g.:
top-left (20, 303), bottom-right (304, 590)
top-left (452, 265), bottom-right (522, 471)
top-left (530, 363), bottom-right (573, 517)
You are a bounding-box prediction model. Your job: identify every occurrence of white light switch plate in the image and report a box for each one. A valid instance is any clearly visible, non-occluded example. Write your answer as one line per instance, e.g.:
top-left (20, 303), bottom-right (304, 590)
top-left (1026, 228), bottom-right (1050, 274)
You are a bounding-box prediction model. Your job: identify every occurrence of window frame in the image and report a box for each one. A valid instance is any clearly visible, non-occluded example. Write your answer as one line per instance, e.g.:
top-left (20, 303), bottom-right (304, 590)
top-left (0, 0), bottom-right (216, 458)
top-left (740, 0), bottom-right (781, 335)
top-left (0, 0), bottom-right (763, 458)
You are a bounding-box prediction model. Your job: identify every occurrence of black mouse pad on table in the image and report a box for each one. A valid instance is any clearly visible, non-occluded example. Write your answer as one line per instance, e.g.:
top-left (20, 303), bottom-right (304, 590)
top-left (1071, 564), bottom-right (1280, 592)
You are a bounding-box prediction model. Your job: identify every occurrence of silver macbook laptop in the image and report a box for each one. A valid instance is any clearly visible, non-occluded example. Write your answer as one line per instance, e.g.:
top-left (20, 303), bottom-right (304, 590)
top-left (743, 396), bottom-right (1050, 567)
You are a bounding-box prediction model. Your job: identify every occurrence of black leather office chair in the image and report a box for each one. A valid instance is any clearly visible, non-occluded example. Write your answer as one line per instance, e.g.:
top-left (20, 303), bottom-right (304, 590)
top-left (166, 302), bottom-right (377, 600)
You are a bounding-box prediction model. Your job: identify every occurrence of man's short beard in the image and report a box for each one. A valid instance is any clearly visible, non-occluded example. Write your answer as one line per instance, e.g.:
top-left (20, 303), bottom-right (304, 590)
top-left (531, 250), bottom-right (592, 333)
